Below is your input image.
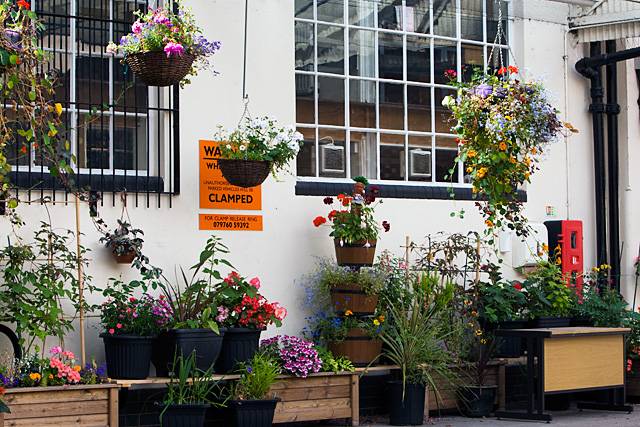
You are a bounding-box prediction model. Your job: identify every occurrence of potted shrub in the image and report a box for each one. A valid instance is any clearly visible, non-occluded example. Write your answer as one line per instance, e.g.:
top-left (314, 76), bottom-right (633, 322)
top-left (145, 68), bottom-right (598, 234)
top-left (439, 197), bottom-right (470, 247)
top-left (214, 116), bottom-right (304, 188)
top-left (228, 352), bottom-right (280, 427)
top-left (318, 263), bottom-right (385, 315)
top-left (160, 352), bottom-right (222, 427)
top-left (381, 273), bottom-right (458, 426)
top-left (100, 280), bottom-right (173, 379)
top-left (213, 272), bottom-right (287, 373)
top-left (522, 258), bottom-right (575, 327)
top-left (313, 177), bottom-right (390, 267)
top-left (97, 219), bottom-right (144, 264)
top-left (153, 237), bottom-right (230, 376)
top-left (106, 1), bottom-right (220, 87)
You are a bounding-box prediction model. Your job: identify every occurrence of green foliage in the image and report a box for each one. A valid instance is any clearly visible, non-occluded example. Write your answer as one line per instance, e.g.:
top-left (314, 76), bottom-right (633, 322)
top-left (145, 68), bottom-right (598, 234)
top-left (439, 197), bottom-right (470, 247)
top-left (625, 311), bottom-right (640, 374)
top-left (97, 219), bottom-right (144, 258)
top-left (523, 260), bottom-right (574, 318)
top-left (0, 222), bottom-right (92, 353)
top-left (311, 313), bottom-right (387, 343)
top-left (232, 353), bottom-right (280, 400)
top-left (315, 345), bottom-right (355, 373)
top-left (577, 283), bottom-right (627, 327)
top-left (317, 263), bottom-right (385, 296)
top-left (478, 264), bottom-right (527, 323)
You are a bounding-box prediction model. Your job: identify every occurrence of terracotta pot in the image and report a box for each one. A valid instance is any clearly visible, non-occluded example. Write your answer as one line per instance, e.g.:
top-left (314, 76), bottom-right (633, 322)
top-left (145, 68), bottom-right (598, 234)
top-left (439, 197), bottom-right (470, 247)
top-left (334, 239), bottom-right (377, 267)
top-left (330, 283), bottom-right (379, 315)
top-left (328, 328), bottom-right (382, 367)
top-left (114, 251), bottom-right (136, 264)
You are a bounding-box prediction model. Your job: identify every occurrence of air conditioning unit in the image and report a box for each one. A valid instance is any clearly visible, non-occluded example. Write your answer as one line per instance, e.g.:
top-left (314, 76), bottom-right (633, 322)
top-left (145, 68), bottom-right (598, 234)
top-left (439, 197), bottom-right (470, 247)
top-left (320, 144), bottom-right (345, 174)
top-left (409, 149), bottom-right (431, 178)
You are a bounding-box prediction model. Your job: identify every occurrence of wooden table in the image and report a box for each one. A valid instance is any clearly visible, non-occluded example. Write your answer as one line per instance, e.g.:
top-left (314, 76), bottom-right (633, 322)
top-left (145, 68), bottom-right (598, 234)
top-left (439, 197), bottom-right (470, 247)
top-left (494, 327), bottom-right (633, 422)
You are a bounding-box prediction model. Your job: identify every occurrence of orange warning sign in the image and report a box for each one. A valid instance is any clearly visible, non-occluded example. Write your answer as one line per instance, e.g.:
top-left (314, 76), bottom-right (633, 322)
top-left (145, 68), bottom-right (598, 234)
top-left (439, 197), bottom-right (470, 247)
top-left (199, 140), bottom-right (262, 210)
top-left (199, 214), bottom-right (263, 231)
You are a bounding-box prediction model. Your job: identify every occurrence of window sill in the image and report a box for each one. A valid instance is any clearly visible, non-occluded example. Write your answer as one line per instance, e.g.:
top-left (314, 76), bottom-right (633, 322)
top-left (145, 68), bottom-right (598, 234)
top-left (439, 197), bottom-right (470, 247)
top-left (9, 171), bottom-right (166, 193)
top-left (295, 180), bottom-right (527, 202)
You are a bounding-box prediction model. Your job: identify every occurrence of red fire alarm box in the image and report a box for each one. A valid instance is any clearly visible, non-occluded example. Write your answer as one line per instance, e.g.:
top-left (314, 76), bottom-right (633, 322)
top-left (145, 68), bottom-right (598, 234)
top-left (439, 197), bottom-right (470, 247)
top-left (544, 220), bottom-right (584, 291)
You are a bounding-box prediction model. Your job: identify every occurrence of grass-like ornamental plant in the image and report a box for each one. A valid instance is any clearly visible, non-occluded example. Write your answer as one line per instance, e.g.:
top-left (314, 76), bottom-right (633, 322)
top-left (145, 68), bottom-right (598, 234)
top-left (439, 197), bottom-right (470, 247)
top-left (443, 66), bottom-right (577, 237)
top-left (232, 352), bottom-right (280, 400)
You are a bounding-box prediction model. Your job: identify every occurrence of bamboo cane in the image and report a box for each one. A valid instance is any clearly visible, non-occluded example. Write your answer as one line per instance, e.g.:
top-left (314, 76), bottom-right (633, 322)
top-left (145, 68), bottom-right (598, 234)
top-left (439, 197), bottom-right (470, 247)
top-left (75, 194), bottom-right (86, 365)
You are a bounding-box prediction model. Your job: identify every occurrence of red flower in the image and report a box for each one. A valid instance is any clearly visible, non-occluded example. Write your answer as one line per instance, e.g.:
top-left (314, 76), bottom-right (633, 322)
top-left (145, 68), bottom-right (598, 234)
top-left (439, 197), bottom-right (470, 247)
top-left (313, 216), bottom-right (326, 227)
top-left (508, 65), bottom-right (519, 74)
top-left (497, 66), bottom-right (508, 75)
top-left (341, 196), bottom-right (352, 207)
top-left (382, 221), bottom-right (390, 232)
top-left (17, 0), bottom-right (30, 9)
top-left (513, 282), bottom-right (523, 291)
top-left (628, 359), bottom-right (633, 373)
top-left (323, 196), bottom-right (333, 205)
top-left (444, 69), bottom-right (457, 80)
top-left (328, 210), bottom-right (338, 220)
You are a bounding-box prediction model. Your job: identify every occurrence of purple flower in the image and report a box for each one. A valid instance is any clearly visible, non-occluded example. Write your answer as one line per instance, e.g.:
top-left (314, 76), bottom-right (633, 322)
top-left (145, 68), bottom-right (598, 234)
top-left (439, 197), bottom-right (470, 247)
top-left (473, 83), bottom-right (493, 98)
top-left (164, 42), bottom-right (184, 57)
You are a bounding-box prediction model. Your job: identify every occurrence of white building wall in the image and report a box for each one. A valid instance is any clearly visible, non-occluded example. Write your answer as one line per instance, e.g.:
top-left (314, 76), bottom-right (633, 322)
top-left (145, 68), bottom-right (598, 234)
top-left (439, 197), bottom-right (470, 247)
top-left (2, 0), bottom-right (638, 361)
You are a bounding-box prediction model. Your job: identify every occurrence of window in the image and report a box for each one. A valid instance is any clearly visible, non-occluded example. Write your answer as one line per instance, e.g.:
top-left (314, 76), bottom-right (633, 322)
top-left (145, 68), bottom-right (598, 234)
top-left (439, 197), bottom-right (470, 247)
top-left (10, 0), bottom-right (180, 203)
top-left (294, 0), bottom-right (508, 185)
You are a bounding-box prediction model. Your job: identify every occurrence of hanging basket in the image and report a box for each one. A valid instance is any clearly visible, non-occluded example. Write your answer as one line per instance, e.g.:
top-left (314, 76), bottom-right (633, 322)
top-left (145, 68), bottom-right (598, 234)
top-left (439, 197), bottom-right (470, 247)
top-left (125, 51), bottom-right (195, 87)
top-left (334, 239), bottom-right (377, 267)
top-left (218, 159), bottom-right (271, 188)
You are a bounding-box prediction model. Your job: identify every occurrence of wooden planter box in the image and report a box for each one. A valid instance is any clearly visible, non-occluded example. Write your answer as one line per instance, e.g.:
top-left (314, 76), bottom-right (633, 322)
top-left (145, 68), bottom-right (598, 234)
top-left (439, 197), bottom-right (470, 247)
top-left (426, 361), bottom-right (505, 414)
top-left (270, 372), bottom-right (359, 426)
top-left (0, 384), bottom-right (120, 427)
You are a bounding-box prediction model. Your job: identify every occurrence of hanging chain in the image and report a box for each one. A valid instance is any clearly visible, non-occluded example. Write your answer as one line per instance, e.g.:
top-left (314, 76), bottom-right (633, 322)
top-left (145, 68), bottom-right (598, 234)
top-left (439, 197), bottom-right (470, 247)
top-left (486, 0), bottom-right (520, 74)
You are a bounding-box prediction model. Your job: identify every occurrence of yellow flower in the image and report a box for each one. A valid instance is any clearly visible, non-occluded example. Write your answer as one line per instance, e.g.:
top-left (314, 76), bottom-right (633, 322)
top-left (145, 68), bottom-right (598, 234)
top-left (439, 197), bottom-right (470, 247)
top-left (542, 243), bottom-right (549, 253)
top-left (466, 166), bottom-right (473, 173)
top-left (524, 156), bottom-right (532, 167)
top-left (476, 167), bottom-right (488, 179)
top-left (600, 264), bottom-right (610, 270)
top-left (499, 142), bottom-right (507, 151)
top-left (531, 147), bottom-right (538, 155)
top-left (29, 372), bottom-right (41, 381)
top-left (467, 149), bottom-right (477, 158)
top-left (485, 219), bottom-right (494, 228)
top-left (54, 103), bottom-right (63, 116)
top-left (556, 257), bottom-right (562, 265)
top-left (474, 329), bottom-right (483, 337)
top-left (373, 319), bottom-right (380, 326)
top-left (48, 374), bottom-right (53, 379)
top-left (472, 186), bottom-right (478, 193)
top-left (509, 156), bottom-right (517, 164)
top-left (592, 267), bottom-right (600, 273)
top-left (480, 338), bottom-right (488, 344)
top-left (48, 128), bottom-right (57, 137)
top-left (505, 115), bottom-right (512, 120)
top-left (471, 310), bottom-right (478, 317)
top-left (524, 172), bottom-right (530, 180)
top-left (378, 315), bottom-right (385, 323)
top-left (344, 310), bottom-right (353, 316)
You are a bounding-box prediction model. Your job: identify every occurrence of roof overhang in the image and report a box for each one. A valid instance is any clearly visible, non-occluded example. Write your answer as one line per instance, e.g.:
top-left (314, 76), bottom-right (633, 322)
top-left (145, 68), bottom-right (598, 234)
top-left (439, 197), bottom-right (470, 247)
top-left (568, 0), bottom-right (640, 43)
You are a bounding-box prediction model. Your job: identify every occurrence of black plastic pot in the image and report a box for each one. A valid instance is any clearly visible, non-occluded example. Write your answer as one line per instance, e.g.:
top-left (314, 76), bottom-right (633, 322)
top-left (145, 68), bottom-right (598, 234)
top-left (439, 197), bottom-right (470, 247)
top-left (388, 381), bottom-right (425, 425)
top-left (101, 333), bottom-right (154, 379)
top-left (161, 403), bottom-right (209, 427)
top-left (152, 328), bottom-right (226, 376)
top-left (215, 328), bottom-right (262, 374)
top-left (458, 385), bottom-right (497, 418)
top-left (570, 316), bottom-right (594, 327)
top-left (229, 399), bottom-right (278, 427)
top-left (495, 319), bottom-right (527, 358)
top-left (531, 316), bottom-right (572, 328)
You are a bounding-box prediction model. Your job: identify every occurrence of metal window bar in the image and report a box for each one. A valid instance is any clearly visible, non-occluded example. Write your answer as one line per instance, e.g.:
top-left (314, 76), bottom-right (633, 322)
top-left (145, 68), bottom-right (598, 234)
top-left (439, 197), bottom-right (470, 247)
top-left (8, 0), bottom-right (181, 209)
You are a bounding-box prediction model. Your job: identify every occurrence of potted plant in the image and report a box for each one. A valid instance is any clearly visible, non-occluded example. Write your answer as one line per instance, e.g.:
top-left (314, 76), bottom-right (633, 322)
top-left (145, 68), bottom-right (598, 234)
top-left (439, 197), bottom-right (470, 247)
top-left (318, 263), bottom-right (385, 315)
top-left (106, 1), bottom-right (220, 87)
top-left (228, 352), bottom-right (280, 427)
top-left (153, 237), bottom-right (231, 376)
top-left (213, 272), bottom-right (287, 373)
top-left (574, 265), bottom-right (627, 327)
top-left (100, 280), bottom-right (173, 379)
top-left (214, 116), bottom-right (304, 188)
top-left (313, 177), bottom-right (390, 267)
top-left (381, 273), bottom-right (458, 426)
top-left (160, 352), bottom-right (222, 427)
top-left (522, 258), bottom-right (575, 327)
top-left (97, 219), bottom-right (144, 264)
top-left (260, 335), bottom-right (323, 378)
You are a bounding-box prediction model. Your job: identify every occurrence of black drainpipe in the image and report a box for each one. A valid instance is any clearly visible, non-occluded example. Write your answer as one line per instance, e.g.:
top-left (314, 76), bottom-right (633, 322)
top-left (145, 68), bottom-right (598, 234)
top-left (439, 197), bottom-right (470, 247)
top-left (576, 44), bottom-right (640, 290)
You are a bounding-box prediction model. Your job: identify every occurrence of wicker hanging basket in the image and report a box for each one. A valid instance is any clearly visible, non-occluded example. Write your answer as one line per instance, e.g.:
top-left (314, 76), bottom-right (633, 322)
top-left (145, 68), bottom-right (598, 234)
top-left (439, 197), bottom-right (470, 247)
top-left (125, 51), bottom-right (195, 87)
top-left (217, 159), bottom-right (271, 188)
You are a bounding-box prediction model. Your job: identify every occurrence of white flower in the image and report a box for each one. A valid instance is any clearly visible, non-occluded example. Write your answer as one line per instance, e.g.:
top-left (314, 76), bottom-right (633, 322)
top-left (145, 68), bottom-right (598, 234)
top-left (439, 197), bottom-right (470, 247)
top-left (239, 144), bottom-right (246, 151)
top-left (226, 144), bottom-right (231, 149)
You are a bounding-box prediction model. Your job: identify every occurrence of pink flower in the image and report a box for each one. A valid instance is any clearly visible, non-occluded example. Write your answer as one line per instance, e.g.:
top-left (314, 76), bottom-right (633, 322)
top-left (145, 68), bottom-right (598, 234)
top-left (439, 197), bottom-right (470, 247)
top-left (50, 346), bottom-right (62, 355)
top-left (249, 277), bottom-right (261, 289)
top-left (131, 19), bottom-right (144, 34)
top-left (62, 351), bottom-right (75, 359)
top-left (164, 42), bottom-right (184, 57)
top-left (108, 328), bottom-right (115, 335)
top-left (116, 323), bottom-right (122, 329)
top-left (273, 303), bottom-right (287, 321)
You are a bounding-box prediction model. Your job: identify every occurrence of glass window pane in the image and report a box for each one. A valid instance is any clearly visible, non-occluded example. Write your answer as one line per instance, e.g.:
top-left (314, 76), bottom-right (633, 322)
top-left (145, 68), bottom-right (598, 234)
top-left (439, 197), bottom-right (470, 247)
top-left (407, 35), bottom-right (430, 83)
top-left (379, 33), bottom-right (403, 80)
top-left (76, 56), bottom-right (109, 109)
top-left (349, 29), bottom-right (375, 78)
top-left (488, 47), bottom-right (509, 73)
top-left (319, 129), bottom-right (346, 178)
top-left (114, 61), bottom-right (148, 112)
top-left (462, 43), bottom-right (484, 81)
top-left (79, 121), bottom-right (110, 169)
top-left (380, 83), bottom-right (404, 130)
top-left (296, 127), bottom-right (316, 177)
top-left (318, 0), bottom-right (344, 23)
top-left (113, 116), bottom-right (148, 171)
top-left (487, 0), bottom-right (508, 44)
top-left (378, 0), bottom-right (403, 30)
top-left (296, 74), bottom-right (315, 124)
top-left (295, 0), bottom-right (314, 19)
top-left (350, 79), bottom-right (376, 129)
top-left (296, 21), bottom-right (315, 71)
top-left (461, 0), bottom-right (483, 41)
top-left (433, 0), bottom-right (456, 38)
top-left (407, 86), bottom-right (431, 132)
top-left (406, 0), bottom-right (429, 33)
top-left (380, 133), bottom-right (405, 181)
top-left (434, 87), bottom-right (456, 133)
top-left (318, 24), bottom-right (344, 74)
top-left (349, 0), bottom-right (375, 27)
top-left (318, 77), bottom-right (345, 126)
top-left (435, 136), bottom-right (458, 182)
top-left (408, 135), bottom-right (432, 182)
top-left (77, 0), bottom-right (109, 50)
top-left (434, 39), bottom-right (457, 84)
top-left (350, 131), bottom-right (377, 180)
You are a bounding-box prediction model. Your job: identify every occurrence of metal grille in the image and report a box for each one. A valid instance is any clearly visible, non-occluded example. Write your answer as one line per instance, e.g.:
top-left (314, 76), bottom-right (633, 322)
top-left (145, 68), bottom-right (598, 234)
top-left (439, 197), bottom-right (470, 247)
top-left (10, 0), bottom-right (180, 208)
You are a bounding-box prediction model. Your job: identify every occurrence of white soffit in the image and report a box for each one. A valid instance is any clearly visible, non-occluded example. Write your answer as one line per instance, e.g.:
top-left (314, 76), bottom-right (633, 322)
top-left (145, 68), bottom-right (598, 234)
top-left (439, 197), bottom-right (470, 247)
top-left (569, 0), bottom-right (640, 42)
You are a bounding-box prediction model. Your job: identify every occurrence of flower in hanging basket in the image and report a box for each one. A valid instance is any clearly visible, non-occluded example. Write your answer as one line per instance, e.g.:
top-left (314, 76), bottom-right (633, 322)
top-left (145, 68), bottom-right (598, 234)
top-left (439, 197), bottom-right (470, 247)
top-left (214, 116), bottom-right (304, 187)
top-left (443, 67), bottom-right (577, 237)
top-left (106, 1), bottom-right (221, 87)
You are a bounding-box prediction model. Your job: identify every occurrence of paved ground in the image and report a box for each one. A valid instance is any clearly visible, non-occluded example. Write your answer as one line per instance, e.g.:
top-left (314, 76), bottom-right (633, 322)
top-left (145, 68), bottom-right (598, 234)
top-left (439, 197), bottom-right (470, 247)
top-left (349, 405), bottom-right (640, 426)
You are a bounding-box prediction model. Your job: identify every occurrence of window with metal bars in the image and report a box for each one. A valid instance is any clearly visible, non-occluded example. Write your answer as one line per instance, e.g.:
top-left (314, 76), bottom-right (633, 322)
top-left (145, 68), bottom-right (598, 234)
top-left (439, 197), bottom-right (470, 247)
top-left (9, 0), bottom-right (180, 207)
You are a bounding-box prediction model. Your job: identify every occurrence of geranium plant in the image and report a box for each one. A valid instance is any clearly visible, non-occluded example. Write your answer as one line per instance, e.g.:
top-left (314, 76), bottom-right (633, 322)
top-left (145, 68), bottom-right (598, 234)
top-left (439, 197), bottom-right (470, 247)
top-left (313, 177), bottom-right (390, 245)
top-left (100, 291), bottom-right (173, 337)
top-left (214, 272), bottom-right (287, 329)
top-left (443, 66), bottom-right (576, 237)
top-left (260, 335), bottom-right (322, 378)
top-left (215, 116), bottom-right (304, 175)
top-left (106, 1), bottom-right (220, 87)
